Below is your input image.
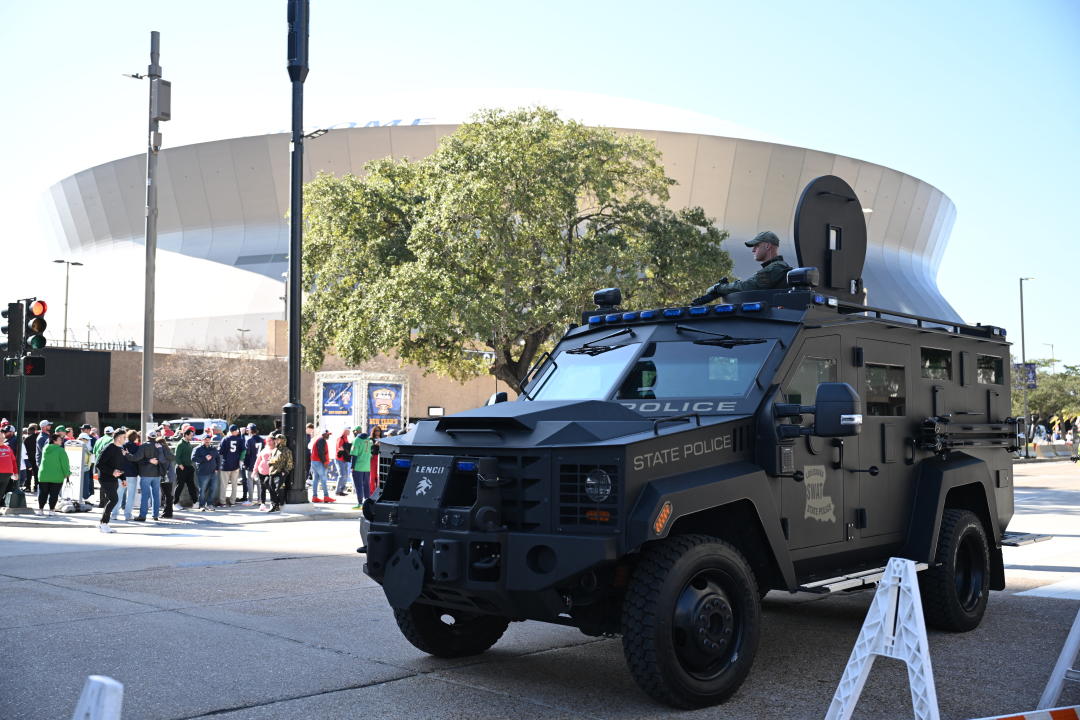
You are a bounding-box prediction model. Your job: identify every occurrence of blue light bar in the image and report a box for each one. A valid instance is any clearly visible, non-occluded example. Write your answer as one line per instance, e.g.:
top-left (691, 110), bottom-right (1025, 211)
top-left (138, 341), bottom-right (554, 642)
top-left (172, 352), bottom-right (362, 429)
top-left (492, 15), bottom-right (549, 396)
top-left (662, 308), bottom-right (683, 317)
top-left (588, 315), bottom-right (604, 325)
top-left (393, 457), bottom-right (412, 469)
top-left (741, 302), bottom-right (764, 312)
top-left (714, 304), bottom-right (736, 314)
top-left (640, 309), bottom-right (658, 320)
top-left (621, 311), bottom-right (639, 321)
top-left (813, 294), bottom-right (826, 304)
top-left (456, 461), bottom-right (477, 472)
top-left (605, 313), bottom-right (621, 323)
top-left (688, 306), bottom-right (708, 316)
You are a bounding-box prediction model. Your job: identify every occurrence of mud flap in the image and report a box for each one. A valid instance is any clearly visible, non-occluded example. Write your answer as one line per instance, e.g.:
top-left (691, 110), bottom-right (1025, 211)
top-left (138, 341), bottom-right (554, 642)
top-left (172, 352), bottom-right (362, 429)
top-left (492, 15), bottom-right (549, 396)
top-left (383, 547), bottom-right (425, 609)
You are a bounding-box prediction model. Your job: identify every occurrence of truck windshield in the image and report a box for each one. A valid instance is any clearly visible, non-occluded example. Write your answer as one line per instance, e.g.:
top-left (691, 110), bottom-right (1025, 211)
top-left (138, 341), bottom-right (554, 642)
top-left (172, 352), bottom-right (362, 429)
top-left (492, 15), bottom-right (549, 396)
top-left (530, 343), bottom-right (641, 401)
top-left (615, 340), bottom-right (775, 399)
top-left (529, 339), bottom-right (775, 402)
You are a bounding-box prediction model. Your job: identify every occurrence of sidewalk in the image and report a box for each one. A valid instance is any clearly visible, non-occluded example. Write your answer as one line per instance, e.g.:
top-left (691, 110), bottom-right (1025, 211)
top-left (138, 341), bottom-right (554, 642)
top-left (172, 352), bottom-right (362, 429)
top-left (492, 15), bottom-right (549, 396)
top-left (0, 497), bottom-right (362, 529)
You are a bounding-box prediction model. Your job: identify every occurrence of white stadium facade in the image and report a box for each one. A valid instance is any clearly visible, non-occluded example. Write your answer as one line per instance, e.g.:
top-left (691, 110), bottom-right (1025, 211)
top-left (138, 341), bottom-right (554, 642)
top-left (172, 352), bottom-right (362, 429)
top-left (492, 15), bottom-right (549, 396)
top-left (47, 90), bottom-right (960, 351)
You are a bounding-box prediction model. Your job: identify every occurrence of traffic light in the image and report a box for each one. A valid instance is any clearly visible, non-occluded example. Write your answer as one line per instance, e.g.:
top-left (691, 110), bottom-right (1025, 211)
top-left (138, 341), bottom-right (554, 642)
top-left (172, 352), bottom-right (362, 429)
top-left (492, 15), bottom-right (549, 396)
top-left (1, 302), bottom-right (22, 354)
top-left (2, 357), bottom-right (19, 377)
top-left (21, 356), bottom-right (45, 376)
top-left (24, 300), bottom-right (47, 351)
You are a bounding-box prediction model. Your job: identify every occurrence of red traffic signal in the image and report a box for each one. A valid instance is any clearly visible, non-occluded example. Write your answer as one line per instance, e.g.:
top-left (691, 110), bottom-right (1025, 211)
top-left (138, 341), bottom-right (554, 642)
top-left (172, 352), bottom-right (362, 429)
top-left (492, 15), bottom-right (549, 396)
top-left (25, 299), bottom-right (47, 351)
top-left (21, 355), bottom-right (45, 376)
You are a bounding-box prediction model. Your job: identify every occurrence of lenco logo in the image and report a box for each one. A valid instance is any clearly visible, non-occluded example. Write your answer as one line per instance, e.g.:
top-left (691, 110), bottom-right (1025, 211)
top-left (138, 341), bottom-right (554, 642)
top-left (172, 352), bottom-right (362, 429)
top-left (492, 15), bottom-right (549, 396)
top-left (413, 466), bottom-right (446, 475)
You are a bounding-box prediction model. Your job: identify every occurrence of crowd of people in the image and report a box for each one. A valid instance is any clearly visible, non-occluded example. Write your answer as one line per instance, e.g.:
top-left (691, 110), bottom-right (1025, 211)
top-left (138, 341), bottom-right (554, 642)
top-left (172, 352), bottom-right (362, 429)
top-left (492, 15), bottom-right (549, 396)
top-left (0, 417), bottom-right (399, 534)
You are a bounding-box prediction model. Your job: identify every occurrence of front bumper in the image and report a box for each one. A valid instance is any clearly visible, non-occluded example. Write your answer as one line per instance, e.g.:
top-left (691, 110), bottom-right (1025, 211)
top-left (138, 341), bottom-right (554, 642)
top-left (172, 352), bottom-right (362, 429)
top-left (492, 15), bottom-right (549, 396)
top-left (362, 517), bottom-right (618, 619)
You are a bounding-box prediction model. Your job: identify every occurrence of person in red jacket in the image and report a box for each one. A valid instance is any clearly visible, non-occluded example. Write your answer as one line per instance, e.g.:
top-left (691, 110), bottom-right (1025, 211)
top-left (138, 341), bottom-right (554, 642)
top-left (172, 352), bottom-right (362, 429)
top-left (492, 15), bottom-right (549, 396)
top-left (309, 428), bottom-right (334, 503)
top-left (0, 438), bottom-right (17, 507)
top-left (333, 428), bottom-right (352, 496)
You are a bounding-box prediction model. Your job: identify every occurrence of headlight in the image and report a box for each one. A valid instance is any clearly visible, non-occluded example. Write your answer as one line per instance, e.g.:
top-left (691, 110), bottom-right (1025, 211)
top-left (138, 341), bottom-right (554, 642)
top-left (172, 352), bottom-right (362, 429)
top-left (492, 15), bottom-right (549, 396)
top-left (585, 468), bottom-right (612, 503)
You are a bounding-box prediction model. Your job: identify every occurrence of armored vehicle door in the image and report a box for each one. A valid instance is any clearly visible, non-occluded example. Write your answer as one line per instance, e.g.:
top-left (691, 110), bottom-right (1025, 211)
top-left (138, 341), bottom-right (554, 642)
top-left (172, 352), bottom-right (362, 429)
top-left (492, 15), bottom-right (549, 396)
top-left (778, 335), bottom-right (847, 549)
top-left (856, 338), bottom-right (914, 541)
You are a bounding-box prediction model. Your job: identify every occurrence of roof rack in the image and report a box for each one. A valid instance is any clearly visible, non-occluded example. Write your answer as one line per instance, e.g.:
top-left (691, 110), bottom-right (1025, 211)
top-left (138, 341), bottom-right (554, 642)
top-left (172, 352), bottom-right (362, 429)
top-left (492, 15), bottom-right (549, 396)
top-left (833, 300), bottom-right (1006, 340)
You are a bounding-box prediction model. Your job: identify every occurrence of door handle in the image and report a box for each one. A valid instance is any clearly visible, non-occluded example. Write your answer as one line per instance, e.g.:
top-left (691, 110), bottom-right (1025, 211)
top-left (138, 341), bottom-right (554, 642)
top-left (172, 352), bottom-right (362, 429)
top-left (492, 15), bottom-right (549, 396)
top-left (831, 438), bottom-right (843, 470)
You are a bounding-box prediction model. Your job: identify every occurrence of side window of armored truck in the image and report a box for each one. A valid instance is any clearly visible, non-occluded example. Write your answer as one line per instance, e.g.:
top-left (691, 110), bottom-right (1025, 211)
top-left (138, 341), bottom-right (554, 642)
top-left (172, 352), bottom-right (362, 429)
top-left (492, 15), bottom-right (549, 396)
top-left (864, 362), bottom-right (906, 416)
top-left (920, 347), bottom-right (952, 380)
top-left (783, 356), bottom-right (837, 405)
top-left (977, 354), bottom-right (1003, 384)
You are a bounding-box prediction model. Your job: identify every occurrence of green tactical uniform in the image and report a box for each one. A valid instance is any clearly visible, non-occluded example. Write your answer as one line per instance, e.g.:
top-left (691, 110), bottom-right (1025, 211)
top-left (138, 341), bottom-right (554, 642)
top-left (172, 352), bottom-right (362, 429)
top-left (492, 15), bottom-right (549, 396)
top-left (712, 256), bottom-right (792, 294)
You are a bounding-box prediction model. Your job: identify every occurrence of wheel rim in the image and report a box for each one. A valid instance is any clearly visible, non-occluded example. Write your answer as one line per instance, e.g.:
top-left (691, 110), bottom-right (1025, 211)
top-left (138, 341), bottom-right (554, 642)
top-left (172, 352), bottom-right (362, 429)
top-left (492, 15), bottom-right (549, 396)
top-left (953, 531), bottom-right (986, 612)
top-left (671, 569), bottom-right (744, 680)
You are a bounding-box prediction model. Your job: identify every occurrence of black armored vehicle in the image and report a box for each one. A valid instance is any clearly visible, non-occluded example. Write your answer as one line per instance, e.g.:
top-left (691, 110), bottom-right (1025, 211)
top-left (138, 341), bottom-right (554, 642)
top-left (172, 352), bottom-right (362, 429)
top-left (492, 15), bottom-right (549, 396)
top-left (360, 176), bottom-right (1022, 708)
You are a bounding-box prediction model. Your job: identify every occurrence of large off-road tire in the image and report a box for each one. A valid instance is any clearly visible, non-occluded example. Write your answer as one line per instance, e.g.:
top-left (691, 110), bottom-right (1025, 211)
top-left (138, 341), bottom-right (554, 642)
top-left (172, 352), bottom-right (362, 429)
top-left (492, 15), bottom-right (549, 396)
top-left (393, 604), bottom-right (509, 658)
top-left (919, 509), bottom-right (990, 632)
top-left (621, 534), bottom-right (761, 709)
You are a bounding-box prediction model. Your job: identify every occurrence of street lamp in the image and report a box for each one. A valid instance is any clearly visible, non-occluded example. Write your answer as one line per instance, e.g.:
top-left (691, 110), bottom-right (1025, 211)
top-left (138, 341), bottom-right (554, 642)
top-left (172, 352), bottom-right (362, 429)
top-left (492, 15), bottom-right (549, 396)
top-left (237, 327), bottom-right (251, 350)
top-left (53, 259), bottom-right (84, 346)
top-left (1044, 343), bottom-right (1056, 374)
top-left (1020, 277), bottom-right (1034, 457)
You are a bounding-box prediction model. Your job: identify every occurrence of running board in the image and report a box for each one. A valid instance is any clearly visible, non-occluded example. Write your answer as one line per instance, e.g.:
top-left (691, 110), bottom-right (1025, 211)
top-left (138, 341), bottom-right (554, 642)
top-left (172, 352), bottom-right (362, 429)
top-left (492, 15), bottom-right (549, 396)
top-left (1001, 531), bottom-right (1053, 546)
top-left (798, 563), bottom-right (929, 594)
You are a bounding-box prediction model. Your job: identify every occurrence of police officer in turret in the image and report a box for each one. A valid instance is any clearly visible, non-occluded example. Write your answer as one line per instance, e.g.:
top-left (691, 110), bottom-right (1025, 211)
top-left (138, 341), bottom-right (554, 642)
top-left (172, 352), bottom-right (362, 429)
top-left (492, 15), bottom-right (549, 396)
top-left (691, 230), bottom-right (792, 304)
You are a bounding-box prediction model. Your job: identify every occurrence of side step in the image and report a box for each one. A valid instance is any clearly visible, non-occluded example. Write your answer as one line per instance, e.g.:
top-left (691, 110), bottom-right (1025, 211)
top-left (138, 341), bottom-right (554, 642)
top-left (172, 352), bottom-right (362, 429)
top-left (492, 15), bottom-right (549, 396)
top-left (798, 563), bottom-right (929, 594)
top-left (1002, 531), bottom-right (1053, 547)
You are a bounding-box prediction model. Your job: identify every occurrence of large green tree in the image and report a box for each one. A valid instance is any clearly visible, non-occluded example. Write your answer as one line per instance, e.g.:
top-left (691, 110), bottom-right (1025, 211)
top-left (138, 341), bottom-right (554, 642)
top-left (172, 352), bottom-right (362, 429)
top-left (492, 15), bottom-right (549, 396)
top-left (302, 107), bottom-right (732, 388)
top-left (1011, 357), bottom-right (1080, 424)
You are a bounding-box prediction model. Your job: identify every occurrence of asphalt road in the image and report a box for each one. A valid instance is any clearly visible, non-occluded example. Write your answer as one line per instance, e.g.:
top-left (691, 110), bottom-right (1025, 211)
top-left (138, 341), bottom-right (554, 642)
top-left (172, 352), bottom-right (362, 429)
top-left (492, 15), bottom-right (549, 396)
top-left (0, 462), bottom-right (1077, 720)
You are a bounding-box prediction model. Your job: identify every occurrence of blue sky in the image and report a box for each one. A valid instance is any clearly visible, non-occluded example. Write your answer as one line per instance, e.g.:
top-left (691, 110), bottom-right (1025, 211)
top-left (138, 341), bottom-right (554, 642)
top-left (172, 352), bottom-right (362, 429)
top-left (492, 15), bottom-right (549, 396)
top-left (2, 0), bottom-right (1078, 365)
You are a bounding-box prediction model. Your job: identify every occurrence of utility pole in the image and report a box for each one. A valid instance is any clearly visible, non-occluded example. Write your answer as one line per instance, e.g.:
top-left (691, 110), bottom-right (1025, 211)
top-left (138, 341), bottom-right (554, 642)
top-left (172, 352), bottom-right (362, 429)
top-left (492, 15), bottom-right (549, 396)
top-left (132, 31), bottom-right (171, 435)
top-left (1020, 277), bottom-right (1033, 458)
top-left (283, 0), bottom-right (310, 504)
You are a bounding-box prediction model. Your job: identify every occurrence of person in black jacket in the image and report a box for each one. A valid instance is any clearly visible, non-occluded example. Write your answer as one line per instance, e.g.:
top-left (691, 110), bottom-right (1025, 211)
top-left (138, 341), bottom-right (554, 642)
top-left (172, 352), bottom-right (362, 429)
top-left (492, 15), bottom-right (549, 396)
top-left (134, 430), bottom-right (166, 521)
top-left (95, 430), bottom-right (128, 534)
top-left (22, 423), bottom-right (39, 492)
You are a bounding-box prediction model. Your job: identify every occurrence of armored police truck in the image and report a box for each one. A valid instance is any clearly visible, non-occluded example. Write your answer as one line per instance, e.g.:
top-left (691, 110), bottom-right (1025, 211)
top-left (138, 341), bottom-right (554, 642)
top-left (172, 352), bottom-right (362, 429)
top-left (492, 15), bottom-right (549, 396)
top-left (360, 176), bottom-right (1024, 708)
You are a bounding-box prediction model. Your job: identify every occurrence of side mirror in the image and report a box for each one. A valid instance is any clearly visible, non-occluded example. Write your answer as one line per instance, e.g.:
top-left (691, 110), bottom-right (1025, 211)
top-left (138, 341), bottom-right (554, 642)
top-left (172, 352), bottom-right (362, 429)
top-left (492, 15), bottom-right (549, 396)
top-left (812, 382), bottom-right (862, 437)
top-left (485, 391), bottom-right (508, 406)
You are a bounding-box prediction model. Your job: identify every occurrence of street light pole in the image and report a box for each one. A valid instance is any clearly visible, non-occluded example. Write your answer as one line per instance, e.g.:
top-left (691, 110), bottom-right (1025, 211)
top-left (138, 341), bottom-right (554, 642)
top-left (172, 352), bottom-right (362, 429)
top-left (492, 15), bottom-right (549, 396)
top-left (132, 31), bottom-right (171, 435)
top-left (283, 0), bottom-right (310, 504)
top-left (53, 259), bottom-right (83, 347)
top-left (1020, 277), bottom-right (1033, 457)
top-left (1044, 343), bottom-right (1056, 374)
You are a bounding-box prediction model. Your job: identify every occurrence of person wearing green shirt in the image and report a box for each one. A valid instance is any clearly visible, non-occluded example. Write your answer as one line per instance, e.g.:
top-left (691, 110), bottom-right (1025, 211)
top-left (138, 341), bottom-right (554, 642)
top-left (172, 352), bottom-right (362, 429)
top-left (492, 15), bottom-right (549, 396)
top-left (350, 426), bottom-right (373, 506)
top-left (37, 433), bottom-right (70, 516)
top-left (172, 428), bottom-right (198, 510)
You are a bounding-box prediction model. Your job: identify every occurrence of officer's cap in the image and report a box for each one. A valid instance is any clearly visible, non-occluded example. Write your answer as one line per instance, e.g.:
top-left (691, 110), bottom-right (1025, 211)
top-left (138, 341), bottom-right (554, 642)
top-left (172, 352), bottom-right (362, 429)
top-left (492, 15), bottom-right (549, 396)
top-left (744, 230), bottom-right (780, 247)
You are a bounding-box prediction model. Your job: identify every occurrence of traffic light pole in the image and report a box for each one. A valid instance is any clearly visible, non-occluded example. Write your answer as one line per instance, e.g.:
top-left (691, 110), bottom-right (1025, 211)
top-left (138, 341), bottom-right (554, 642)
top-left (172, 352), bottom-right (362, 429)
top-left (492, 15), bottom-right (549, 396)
top-left (283, 0), bottom-right (310, 505)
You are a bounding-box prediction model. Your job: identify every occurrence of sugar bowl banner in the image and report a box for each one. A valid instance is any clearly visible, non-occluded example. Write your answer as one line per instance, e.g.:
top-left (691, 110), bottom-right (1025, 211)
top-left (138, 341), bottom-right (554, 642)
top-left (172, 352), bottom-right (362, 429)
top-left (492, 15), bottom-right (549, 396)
top-left (367, 383), bottom-right (403, 432)
top-left (322, 382), bottom-right (355, 416)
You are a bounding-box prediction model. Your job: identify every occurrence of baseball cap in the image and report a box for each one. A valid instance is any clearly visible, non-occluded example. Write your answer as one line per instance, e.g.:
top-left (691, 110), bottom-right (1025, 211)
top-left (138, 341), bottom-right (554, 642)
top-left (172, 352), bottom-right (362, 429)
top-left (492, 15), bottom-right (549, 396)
top-left (744, 230), bottom-right (780, 247)
top-left (104, 426), bottom-right (115, 434)
top-left (80, 423), bottom-right (92, 430)
top-left (2, 426), bottom-right (13, 433)
top-left (247, 423), bottom-right (257, 430)
top-left (228, 424), bottom-right (239, 432)
top-left (353, 425), bottom-right (363, 433)
top-left (54, 425), bottom-right (67, 433)
top-left (320, 427), bottom-right (331, 435)
top-left (147, 430), bottom-right (159, 439)
top-left (40, 419), bottom-right (52, 427)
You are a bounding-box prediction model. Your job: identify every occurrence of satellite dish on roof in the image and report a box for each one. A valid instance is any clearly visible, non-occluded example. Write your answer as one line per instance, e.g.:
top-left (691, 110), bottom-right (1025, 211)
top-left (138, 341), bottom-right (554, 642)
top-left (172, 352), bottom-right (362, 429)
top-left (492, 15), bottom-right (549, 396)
top-left (794, 175), bottom-right (867, 303)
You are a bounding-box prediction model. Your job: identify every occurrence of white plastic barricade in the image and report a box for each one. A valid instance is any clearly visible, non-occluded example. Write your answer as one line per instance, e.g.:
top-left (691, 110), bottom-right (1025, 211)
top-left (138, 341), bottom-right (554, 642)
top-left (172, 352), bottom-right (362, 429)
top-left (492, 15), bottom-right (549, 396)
top-left (825, 557), bottom-right (939, 720)
top-left (1038, 607), bottom-right (1080, 710)
top-left (72, 675), bottom-right (123, 719)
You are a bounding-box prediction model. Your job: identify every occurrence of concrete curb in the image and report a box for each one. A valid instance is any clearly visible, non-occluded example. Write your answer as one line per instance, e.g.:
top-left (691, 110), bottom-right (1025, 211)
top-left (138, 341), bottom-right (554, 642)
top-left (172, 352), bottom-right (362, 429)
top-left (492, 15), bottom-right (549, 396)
top-left (0, 506), bottom-right (362, 529)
